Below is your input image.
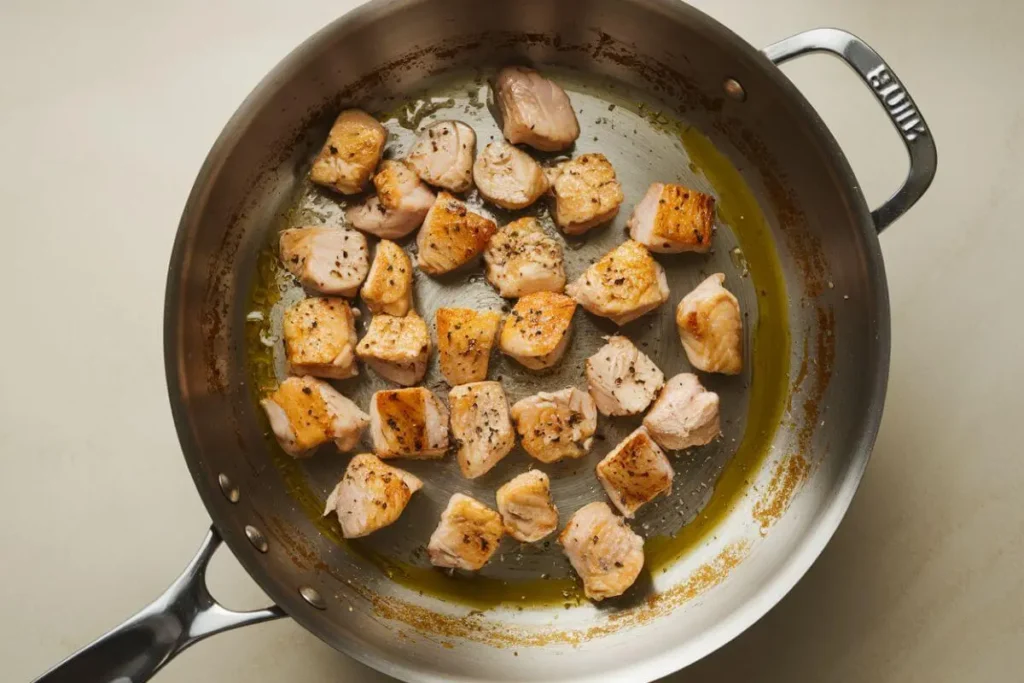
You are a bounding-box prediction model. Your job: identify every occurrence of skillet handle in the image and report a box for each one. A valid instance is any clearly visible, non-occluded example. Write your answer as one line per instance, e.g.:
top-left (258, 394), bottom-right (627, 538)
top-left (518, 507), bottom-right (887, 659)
top-left (763, 28), bottom-right (937, 232)
top-left (32, 527), bottom-right (285, 683)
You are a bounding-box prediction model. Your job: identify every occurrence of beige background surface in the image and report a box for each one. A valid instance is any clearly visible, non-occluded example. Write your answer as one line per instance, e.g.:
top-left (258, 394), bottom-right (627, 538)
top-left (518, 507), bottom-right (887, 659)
top-left (1, 0), bottom-right (1021, 681)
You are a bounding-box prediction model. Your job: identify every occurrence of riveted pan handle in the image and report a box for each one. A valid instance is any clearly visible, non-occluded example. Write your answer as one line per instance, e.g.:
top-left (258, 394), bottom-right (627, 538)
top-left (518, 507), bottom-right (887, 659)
top-left (32, 527), bottom-right (285, 683)
top-left (763, 28), bottom-right (937, 232)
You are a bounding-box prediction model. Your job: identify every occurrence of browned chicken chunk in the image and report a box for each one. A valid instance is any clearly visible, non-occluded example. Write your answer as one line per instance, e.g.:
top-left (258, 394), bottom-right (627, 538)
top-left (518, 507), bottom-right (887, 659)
top-left (585, 335), bottom-right (664, 416)
top-left (436, 307), bottom-right (502, 386)
top-left (405, 120), bottom-right (476, 192)
top-left (559, 501), bottom-right (644, 601)
top-left (628, 183), bottom-right (715, 253)
top-left (550, 154), bottom-right (624, 235)
top-left (282, 297), bottom-right (359, 380)
top-left (472, 141), bottom-right (549, 210)
top-left (675, 273), bottom-right (743, 375)
top-left (323, 454), bottom-right (423, 538)
top-left (495, 470), bottom-right (559, 542)
top-left (279, 227), bottom-right (370, 297)
top-left (428, 493), bottom-right (504, 570)
top-left (596, 427), bottom-right (673, 517)
top-left (261, 376), bottom-right (369, 457)
top-left (567, 240), bottom-right (669, 325)
top-left (416, 192), bottom-right (497, 275)
top-left (483, 217), bottom-right (566, 298)
top-left (499, 291), bottom-right (576, 370)
top-left (449, 381), bottom-right (515, 479)
top-left (345, 160), bottom-right (435, 240)
top-left (643, 373), bottom-right (721, 450)
top-left (360, 240), bottom-right (414, 317)
top-left (369, 387), bottom-right (449, 459)
top-left (510, 388), bottom-right (597, 463)
top-left (310, 109), bottom-right (386, 194)
top-left (356, 313), bottom-right (431, 386)
top-left (494, 66), bottom-right (580, 152)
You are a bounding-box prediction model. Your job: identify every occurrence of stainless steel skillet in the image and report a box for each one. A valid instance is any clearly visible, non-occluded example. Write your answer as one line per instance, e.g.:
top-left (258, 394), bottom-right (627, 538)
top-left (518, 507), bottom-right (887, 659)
top-left (34, 1), bottom-right (935, 681)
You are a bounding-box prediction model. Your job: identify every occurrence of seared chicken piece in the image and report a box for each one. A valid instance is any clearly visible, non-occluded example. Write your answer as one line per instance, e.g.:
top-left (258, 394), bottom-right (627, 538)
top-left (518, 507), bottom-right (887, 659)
top-left (628, 183), bottom-right (715, 253)
top-left (428, 493), bottom-right (504, 570)
top-left (310, 109), bottom-right (386, 194)
top-left (360, 240), bottom-right (414, 317)
top-left (499, 291), bottom-right (576, 370)
top-left (345, 160), bottom-right (435, 240)
top-left (355, 313), bottom-right (431, 386)
top-left (596, 426), bottom-right (673, 517)
top-left (675, 273), bottom-right (743, 375)
top-left (261, 376), bottom-right (369, 457)
top-left (282, 297), bottom-right (359, 380)
top-left (436, 307), bottom-right (502, 386)
top-left (559, 502), bottom-right (644, 601)
top-left (585, 335), bottom-right (665, 416)
top-left (550, 154), bottom-right (624, 235)
top-left (323, 454), bottom-right (423, 538)
top-left (369, 387), bottom-right (449, 459)
top-left (405, 120), bottom-right (476, 192)
top-left (496, 470), bottom-right (558, 542)
top-left (567, 240), bottom-right (669, 325)
top-left (643, 373), bottom-right (721, 450)
top-left (472, 141), bottom-right (549, 210)
top-left (449, 381), bottom-right (515, 479)
top-left (483, 217), bottom-right (566, 297)
top-left (279, 227), bottom-right (370, 297)
top-left (510, 388), bottom-right (597, 463)
top-left (494, 66), bottom-right (580, 152)
top-left (416, 192), bottom-right (497, 275)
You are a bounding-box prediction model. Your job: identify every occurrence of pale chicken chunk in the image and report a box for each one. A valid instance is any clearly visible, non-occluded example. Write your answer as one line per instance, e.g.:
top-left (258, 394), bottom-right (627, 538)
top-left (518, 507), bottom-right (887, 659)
top-left (323, 454), bottom-right (423, 538)
top-left (279, 227), bottom-right (370, 297)
top-left (585, 336), bottom-right (664, 416)
top-left (261, 376), bottom-right (369, 457)
top-left (282, 297), bottom-right (359, 380)
top-left (405, 120), bottom-right (476, 192)
top-left (310, 109), bottom-right (386, 194)
top-left (345, 160), bottom-right (435, 239)
top-left (496, 470), bottom-right (558, 542)
top-left (550, 154), bottom-right (624, 235)
top-left (643, 373), bottom-right (721, 450)
top-left (369, 387), bottom-right (449, 459)
top-left (628, 183), bottom-right (715, 253)
top-left (596, 426), bottom-right (673, 518)
top-left (559, 502), bottom-right (644, 601)
top-left (675, 273), bottom-right (743, 375)
top-left (416, 192), bottom-right (497, 275)
top-left (472, 141), bottom-right (549, 210)
top-left (567, 240), bottom-right (669, 325)
top-left (436, 307), bottom-right (502, 386)
top-left (494, 66), bottom-right (580, 152)
top-left (449, 381), bottom-right (515, 479)
top-left (510, 388), bottom-right (597, 463)
top-left (483, 217), bottom-right (566, 297)
top-left (428, 493), bottom-right (504, 570)
top-left (355, 313), bottom-right (431, 386)
top-left (360, 240), bottom-right (414, 317)
top-left (499, 291), bottom-right (576, 370)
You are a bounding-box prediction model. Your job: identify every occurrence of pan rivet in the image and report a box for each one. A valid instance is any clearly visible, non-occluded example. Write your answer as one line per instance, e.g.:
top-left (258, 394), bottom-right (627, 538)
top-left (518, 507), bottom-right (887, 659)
top-left (218, 473), bottom-right (240, 503)
top-left (245, 525), bottom-right (268, 553)
top-left (299, 586), bottom-right (326, 610)
top-left (723, 78), bottom-right (746, 101)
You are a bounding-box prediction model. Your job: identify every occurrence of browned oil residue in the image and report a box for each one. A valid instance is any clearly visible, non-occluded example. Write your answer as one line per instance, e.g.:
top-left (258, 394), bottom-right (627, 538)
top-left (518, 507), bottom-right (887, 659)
top-left (799, 307), bottom-right (836, 457)
top-left (752, 454), bottom-right (809, 535)
top-left (266, 515), bottom-right (319, 571)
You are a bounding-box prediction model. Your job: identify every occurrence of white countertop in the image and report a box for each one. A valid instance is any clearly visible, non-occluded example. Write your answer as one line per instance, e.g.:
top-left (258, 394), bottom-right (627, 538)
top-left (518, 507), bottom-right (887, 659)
top-left (2, 1), bottom-right (1021, 681)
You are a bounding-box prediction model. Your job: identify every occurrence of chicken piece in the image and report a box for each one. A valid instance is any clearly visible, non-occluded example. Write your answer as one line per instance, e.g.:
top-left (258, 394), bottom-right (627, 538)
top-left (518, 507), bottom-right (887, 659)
top-left (483, 217), bottom-right (566, 297)
top-left (449, 381), bottom-right (515, 479)
top-left (499, 291), bottom-right (576, 370)
top-left (585, 335), bottom-right (664, 416)
top-left (427, 493), bottom-right (504, 570)
top-left (360, 240), bottom-right (414, 317)
top-left (494, 66), bottom-right (580, 152)
top-left (510, 388), bottom-right (597, 463)
top-left (416, 192), bottom-right (497, 275)
top-left (496, 470), bottom-right (559, 542)
top-left (596, 426), bottom-right (673, 517)
top-left (323, 454), bottom-right (423, 538)
top-left (345, 161), bottom-right (435, 240)
top-left (643, 373), bottom-right (721, 450)
top-left (405, 120), bottom-right (476, 192)
top-left (472, 141), bottom-right (549, 210)
top-left (567, 240), bottom-right (669, 325)
top-left (261, 376), bottom-right (369, 457)
top-left (550, 154), bottom-right (625, 235)
top-left (282, 297), bottom-right (359, 380)
top-left (279, 227), bottom-right (370, 297)
top-left (559, 502), bottom-right (644, 601)
top-left (436, 307), bottom-right (502, 386)
top-left (369, 387), bottom-right (449, 459)
top-left (675, 273), bottom-right (743, 375)
top-left (310, 109), bottom-right (386, 194)
top-left (628, 183), bottom-right (715, 253)
top-left (355, 313), bottom-right (430, 386)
